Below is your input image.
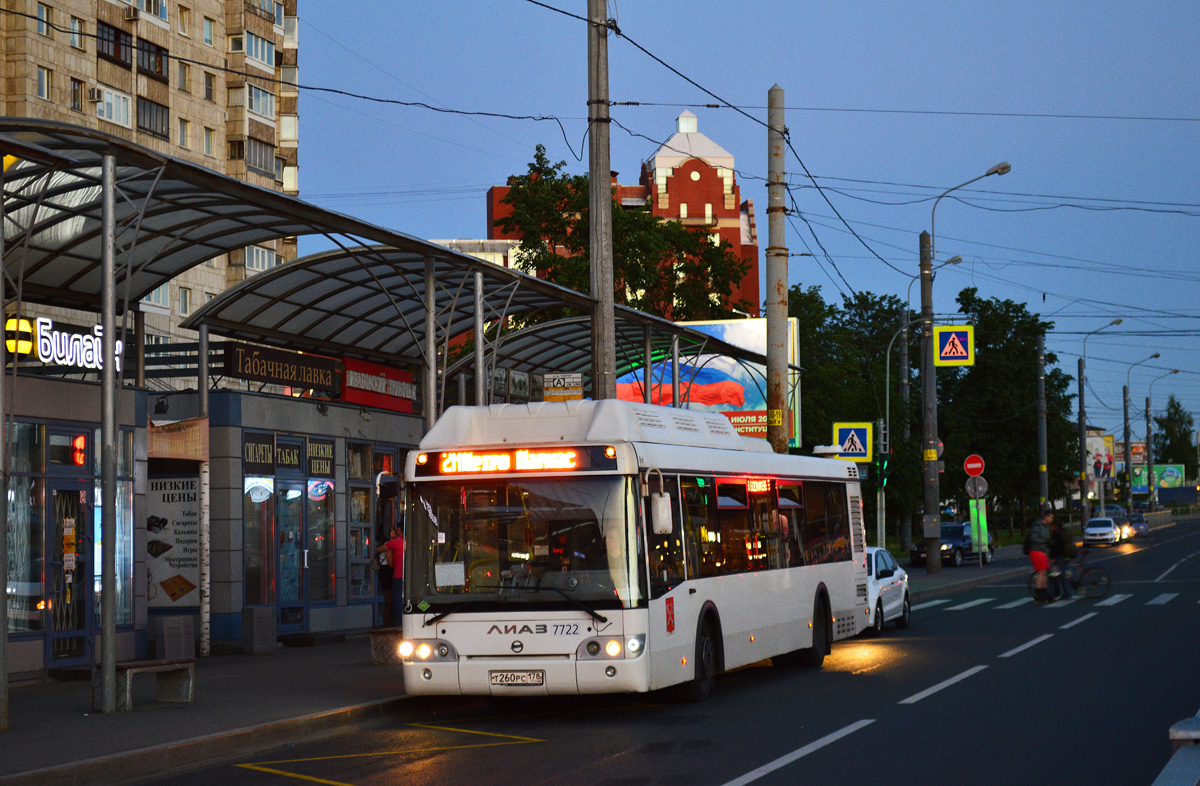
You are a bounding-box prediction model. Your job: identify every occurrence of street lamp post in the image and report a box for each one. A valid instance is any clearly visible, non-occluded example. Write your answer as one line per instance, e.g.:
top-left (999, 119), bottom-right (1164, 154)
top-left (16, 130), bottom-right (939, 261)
top-left (1146, 369), bottom-right (1179, 512)
top-left (1078, 319), bottom-right (1122, 525)
top-left (1124, 353), bottom-right (1159, 507)
top-left (921, 163), bottom-right (1009, 574)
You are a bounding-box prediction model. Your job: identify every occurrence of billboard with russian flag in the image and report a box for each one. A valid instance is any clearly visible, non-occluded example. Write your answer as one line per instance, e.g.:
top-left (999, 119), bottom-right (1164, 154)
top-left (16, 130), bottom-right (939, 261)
top-left (615, 318), bottom-right (801, 448)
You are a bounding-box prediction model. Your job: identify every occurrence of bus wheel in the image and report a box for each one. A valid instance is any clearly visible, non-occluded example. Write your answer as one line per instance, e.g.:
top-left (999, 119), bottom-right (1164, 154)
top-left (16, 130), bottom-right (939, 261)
top-left (799, 596), bottom-right (829, 668)
top-left (674, 620), bottom-right (718, 702)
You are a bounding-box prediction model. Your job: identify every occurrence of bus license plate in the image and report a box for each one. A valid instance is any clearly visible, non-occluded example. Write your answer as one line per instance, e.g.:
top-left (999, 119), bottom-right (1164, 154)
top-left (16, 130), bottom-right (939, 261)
top-left (490, 670), bottom-right (544, 686)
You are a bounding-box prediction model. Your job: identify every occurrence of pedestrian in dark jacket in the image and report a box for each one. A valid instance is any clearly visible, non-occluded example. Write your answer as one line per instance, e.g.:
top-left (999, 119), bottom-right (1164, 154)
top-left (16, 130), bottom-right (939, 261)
top-left (1048, 517), bottom-right (1077, 597)
top-left (1028, 509), bottom-right (1053, 602)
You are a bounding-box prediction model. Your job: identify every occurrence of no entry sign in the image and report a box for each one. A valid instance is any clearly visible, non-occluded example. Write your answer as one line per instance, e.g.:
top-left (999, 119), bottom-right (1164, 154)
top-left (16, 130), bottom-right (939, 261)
top-left (964, 454), bottom-right (985, 477)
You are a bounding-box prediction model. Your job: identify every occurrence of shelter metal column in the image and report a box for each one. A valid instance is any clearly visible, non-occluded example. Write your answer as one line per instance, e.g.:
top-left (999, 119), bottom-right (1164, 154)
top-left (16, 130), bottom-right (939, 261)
top-left (198, 325), bottom-right (210, 657)
top-left (671, 337), bottom-right (680, 408)
top-left (100, 154), bottom-right (117, 712)
top-left (475, 270), bottom-right (485, 405)
top-left (424, 259), bottom-right (437, 429)
top-left (643, 327), bottom-right (652, 404)
top-left (0, 148), bottom-right (8, 731)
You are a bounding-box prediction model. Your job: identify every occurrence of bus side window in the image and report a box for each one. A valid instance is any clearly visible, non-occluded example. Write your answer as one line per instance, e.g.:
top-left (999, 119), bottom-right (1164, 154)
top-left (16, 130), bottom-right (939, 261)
top-left (716, 480), bottom-right (750, 574)
top-left (646, 474), bottom-right (684, 598)
top-left (681, 477), bottom-right (717, 579)
top-left (778, 483), bottom-right (805, 567)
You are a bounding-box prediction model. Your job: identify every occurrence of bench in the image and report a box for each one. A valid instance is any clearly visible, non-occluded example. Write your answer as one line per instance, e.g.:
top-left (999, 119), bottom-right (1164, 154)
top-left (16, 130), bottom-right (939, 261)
top-left (369, 628), bottom-right (403, 665)
top-left (92, 659), bottom-right (195, 711)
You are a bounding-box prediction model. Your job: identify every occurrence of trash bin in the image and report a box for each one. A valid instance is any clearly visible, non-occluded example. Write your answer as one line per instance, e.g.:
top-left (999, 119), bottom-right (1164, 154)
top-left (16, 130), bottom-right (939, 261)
top-left (150, 615), bottom-right (195, 659)
top-left (241, 606), bottom-right (277, 655)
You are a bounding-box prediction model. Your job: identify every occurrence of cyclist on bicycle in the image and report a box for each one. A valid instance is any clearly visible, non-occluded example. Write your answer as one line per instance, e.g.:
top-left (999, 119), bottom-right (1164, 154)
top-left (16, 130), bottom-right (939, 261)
top-left (1027, 509), bottom-right (1053, 602)
top-left (1048, 515), bottom-right (1077, 598)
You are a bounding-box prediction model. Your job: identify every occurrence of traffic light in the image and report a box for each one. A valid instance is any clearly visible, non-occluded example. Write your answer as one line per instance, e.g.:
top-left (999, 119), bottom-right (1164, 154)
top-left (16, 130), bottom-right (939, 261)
top-left (879, 451), bottom-right (891, 488)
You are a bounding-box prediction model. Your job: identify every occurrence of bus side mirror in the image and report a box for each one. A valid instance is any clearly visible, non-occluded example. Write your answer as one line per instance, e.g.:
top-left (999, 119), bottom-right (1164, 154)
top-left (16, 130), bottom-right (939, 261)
top-left (376, 472), bottom-right (401, 500)
top-left (651, 493), bottom-right (673, 536)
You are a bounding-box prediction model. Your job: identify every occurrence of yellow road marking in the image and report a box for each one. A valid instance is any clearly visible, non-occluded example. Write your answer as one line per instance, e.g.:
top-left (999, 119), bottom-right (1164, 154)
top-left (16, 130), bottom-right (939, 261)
top-left (235, 722), bottom-right (545, 783)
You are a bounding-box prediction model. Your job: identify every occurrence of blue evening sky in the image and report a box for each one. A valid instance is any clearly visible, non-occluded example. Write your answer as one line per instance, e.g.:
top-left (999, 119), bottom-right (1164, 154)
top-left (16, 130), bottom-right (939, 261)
top-left (295, 2), bottom-right (1200, 438)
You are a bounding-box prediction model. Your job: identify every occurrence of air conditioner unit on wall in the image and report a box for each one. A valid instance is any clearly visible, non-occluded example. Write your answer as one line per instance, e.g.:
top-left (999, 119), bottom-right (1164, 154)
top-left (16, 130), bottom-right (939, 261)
top-left (87, 87), bottom-right (104, 103)
top-left (124, 5), bottom-right (139, 21)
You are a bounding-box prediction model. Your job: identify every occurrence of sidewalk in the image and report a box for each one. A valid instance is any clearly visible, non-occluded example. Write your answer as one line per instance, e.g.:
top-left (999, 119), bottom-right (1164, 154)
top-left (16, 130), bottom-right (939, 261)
top-left (0, 636), bottom-right (406, 786)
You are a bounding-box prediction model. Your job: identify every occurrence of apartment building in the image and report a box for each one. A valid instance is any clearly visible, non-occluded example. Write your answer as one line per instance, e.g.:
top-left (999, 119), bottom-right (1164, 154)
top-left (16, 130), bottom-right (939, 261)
top-left (1, 0), bottom-right (299, 350)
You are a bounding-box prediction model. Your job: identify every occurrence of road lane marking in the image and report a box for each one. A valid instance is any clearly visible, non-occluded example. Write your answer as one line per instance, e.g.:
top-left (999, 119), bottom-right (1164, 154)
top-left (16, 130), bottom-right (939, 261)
top-left (999, 634), bottom-right (1054, 658)
top-left (996, 598), bottom-right (1034, 609)
top-left (911, 599), bottom-right (951, 611)
top-left (945, 598), bottom-right (994, 611)
top-left (1155, 550), bottom-right (1200, 582)
top-left (1096, 593), bottom-right (1131, 606)
top-left (1147, 593), bottom-right (1179, 605)
top-left (718, 719), bottom-right (876, 786)
top-left (1046, 598), bottom-right (1078, 608)
top-left (1060, 612), bottom-right (1098, 630)
top-left (899, 666), bottom-right (988, 704)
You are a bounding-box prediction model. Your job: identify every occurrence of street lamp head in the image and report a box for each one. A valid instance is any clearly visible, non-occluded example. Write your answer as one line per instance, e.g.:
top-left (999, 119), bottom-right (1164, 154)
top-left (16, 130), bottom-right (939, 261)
top-left (1110, 318), bottom-right (1123, 327)
top-left (945, 255), bottom-right (963, 266)
top-left (1170, 369), bottom-right (1180, 375)
top-left (986, 162), bottom-right (1012, 177)
top-left (1151, 352), bottom-right (1161, 359)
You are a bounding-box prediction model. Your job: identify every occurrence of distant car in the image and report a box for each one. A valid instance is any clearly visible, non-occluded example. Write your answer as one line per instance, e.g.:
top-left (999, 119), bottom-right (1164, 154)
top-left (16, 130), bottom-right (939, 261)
top-left (909, 521), bottom-right (995, 567)
top-left (1132, 500), bottom-right (1150, 512)
top-left (865, 547), bottom-right (910, 633)
top-left (1083, 517), bottom-right (1119, 545)
top-left (1129, 514), bottom-right (1149, 538)
top-left (1103, 504), bottom-right (1126, 518)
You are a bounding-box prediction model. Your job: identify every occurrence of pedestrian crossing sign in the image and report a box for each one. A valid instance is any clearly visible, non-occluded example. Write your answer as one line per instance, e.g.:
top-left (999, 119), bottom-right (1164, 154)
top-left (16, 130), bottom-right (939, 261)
top-left (934, 325), bottom-right (975, 367)
top-left (832, 422), bottom-right (872, 462)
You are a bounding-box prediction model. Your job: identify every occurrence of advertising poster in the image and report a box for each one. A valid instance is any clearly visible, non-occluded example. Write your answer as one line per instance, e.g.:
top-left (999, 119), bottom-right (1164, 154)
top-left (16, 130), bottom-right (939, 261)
top-left (1131, 464), bottom-right (1186, 494)
top-left (615, 318), bottom-right (802, 448)
top-left (1085, 434), bottom-right (1115, 479)
top-left (145, 476), bottom-right (200, 607)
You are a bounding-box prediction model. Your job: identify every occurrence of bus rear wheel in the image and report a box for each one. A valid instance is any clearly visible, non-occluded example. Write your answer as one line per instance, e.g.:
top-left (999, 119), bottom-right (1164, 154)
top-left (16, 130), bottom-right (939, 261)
top-left (798, 596), bottom-right (829, 668)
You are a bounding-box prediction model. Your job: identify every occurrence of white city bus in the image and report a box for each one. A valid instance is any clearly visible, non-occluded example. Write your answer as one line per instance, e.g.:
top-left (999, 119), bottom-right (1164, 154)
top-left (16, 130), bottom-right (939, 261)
top-left (398, 399), bottom-right (868, 700)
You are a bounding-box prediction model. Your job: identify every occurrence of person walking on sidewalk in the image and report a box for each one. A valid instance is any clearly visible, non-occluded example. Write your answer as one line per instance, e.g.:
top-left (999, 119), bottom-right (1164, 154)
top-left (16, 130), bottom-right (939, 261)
top-left (1026, 509), bottom-right (1053, 602)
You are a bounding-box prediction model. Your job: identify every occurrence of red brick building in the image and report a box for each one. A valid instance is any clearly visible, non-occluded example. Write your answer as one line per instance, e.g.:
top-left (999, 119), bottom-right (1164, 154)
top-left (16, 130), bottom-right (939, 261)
top-left (486, 111), bottom-right (760, 316)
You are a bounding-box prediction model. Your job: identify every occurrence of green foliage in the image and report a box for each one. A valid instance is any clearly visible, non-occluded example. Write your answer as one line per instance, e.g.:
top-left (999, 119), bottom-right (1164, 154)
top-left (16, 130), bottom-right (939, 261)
top-left (1152, 394), bottom-right (1195, 477)
top-left (494, 145), bottom-right (751, 321)
top-left (788, 283), bottom-right (1078, 533)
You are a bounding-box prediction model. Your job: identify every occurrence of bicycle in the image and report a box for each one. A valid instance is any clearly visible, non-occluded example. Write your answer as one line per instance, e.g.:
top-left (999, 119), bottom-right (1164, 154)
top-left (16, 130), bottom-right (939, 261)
top-left (1027, 547), bottom-right (1110, 601)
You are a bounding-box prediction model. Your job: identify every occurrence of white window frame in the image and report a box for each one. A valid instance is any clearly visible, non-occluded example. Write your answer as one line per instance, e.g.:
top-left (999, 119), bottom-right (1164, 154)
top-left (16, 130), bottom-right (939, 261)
top-left (247, 84), bottom-right (275, 119)
top-left (141, 283), bottom-right (169, 310)
top-left (203, 127), bottom-right (215, 157)
top-left (178, 118), bottom-right (190, 149)
top-left (177, 5), bottom-right (191, 36)
top-left (203, 17), bottom-right (214, 46)
top-left (36, 4), bottom-right (51, 36)
top-left (245, 245), bottom-right (278, 273)
top-left (70, 17), bottom-right (85, 49)
top-left (244, 32), bottom-right (275, 67)
top-left (97, 86), bottom-right (133, 128)
top-left (178, 287), bottom-right (191, 316)
top-left (36, 67), bottom-right (52, 101)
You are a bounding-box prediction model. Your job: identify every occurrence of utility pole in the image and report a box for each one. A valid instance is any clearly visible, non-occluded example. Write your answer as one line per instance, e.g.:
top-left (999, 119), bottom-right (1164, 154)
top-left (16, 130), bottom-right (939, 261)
top-left (1146, 397), bottom-right (1154, 512)
top-left (1078, 357), bottom-right (1089, 527)
top-left (1123, 385), bottom-right (1132, 509)
top-left (899, 321), bottom-right (910, 551)
top-left (919, 231), bottom-right (941, 574)
top-left (765, 85), bottom-right (788, 453)
top-left (587, 0), bottom-right (615, 400)
top-left (1037, 333), bottom-right (1048, 511)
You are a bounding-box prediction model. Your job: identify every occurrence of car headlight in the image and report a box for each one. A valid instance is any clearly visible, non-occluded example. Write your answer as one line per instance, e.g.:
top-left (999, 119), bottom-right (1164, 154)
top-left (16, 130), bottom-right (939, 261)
top-left (940, 543), bottom-right (950, 551)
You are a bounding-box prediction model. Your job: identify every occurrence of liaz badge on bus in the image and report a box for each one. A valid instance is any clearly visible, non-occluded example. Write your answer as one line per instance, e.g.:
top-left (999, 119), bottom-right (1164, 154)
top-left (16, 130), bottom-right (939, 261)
top-left (414, 446), bottom-right (618, 477)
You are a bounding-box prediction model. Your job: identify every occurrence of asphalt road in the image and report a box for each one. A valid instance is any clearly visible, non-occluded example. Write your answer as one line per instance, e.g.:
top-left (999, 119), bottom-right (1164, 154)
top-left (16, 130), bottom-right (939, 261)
top-left (149, 519), bottom-right (1200, 786)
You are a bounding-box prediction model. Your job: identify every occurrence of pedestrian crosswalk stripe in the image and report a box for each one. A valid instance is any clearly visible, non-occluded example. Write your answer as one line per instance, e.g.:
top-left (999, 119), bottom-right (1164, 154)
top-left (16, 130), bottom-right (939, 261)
top-left (911, 599), bottom-right (951, 611)
top-left (1095, 594), bottom-right (1131, 606)
top-left (946, 598), bottom-right (994, 611)
top-left (1046, 598), bottom-right (1079, 608)
top-left (1146, 593), bottom-right (1179, 605)
top-left (996, 598), bottom-right (1034, 609)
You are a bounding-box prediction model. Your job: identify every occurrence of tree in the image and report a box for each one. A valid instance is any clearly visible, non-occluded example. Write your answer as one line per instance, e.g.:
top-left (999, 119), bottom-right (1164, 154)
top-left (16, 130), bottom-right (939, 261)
top-left (495, 145), bottom-right (751, 321)
top-left (1152, 394), bottom-right (1195, 479)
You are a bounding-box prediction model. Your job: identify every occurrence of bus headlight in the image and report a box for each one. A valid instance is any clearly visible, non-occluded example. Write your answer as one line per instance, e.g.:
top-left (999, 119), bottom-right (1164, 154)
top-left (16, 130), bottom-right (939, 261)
top-left (577, 635), bottom-right (645, 660)
top-left (399, 639), bottom-right (458, 663)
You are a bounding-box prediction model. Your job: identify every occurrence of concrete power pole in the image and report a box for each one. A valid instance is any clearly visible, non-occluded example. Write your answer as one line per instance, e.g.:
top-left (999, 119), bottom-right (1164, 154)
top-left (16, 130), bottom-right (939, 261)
top-left (1078, 358), bottom-right (1089, 527)
top-left (766, 85), bottom-right (788, 453)
top-left (587, 0), bottom-right (616, 400)
top-left (1037, 333), bottom-right (1048, 509)
top-left (919, 231), bottom-right (941, 574)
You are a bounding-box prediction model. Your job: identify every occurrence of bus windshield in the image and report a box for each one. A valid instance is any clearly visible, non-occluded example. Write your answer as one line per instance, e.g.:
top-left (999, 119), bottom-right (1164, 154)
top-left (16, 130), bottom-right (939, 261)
top-left (404, 476), bottom-right (642, 611)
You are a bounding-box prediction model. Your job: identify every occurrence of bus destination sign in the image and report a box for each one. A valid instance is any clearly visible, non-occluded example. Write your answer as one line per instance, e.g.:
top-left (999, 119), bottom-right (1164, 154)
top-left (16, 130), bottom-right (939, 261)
top-left (414, 446), bottom-right (617, 477)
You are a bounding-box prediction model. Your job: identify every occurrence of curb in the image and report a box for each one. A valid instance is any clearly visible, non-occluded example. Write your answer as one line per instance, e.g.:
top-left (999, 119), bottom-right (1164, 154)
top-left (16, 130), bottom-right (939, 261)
top-left (0, 697), bottom-right (409, 786)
